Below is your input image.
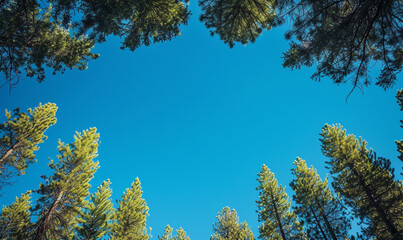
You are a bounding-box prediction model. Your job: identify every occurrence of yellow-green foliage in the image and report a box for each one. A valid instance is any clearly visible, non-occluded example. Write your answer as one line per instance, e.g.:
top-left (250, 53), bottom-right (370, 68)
top-left (199, 0), bottom-right (277, 47)
top-left (33, 128), bottom-right (100, 240)
top-left (210, 206), bottom-right (254, 240)
top-left (160, 225), bottom-right (191, 240)
top-left (320, 124), bottom-right (403, 239)
top-left (0, 192), bottom-right (32, 239)
top-left (111, 177), bottom-right (149, 240)
top-left (257, 165), bottom-right (305, 240)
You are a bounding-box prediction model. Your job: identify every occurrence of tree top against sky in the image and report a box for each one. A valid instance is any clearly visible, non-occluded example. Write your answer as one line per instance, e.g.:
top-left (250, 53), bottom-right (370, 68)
top-left (0, 0), bottom-right (402, 93)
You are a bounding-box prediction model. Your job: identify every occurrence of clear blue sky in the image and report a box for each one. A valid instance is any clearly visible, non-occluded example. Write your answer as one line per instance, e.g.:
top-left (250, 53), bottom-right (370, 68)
top-left (1, 3), bottom-right (402, 240)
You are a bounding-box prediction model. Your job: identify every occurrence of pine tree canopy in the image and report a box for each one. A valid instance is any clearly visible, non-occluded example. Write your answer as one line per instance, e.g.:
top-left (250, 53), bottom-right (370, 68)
top-left (290, 157), bottom-right (351, 240)
top-left (0, 0), bottom-right (190, 88)
top-left (199, 0), bottom-right (403, 90)
top-left (0, 191), bottom-right (32, 239)
top-left (32, 128), bottom-right (100, 240)
top-left (0, 102), bottom-right (57, 193)
top-left (159, 225), bottom-right (191, 240)
top-left (110, 177), bottom-right (149, 240)
top-left (76, 179), bottom-right (114, 240)
top-left (257, 164), bottom-right (305, 240)
top-left (199, 0), bottom-right (277, 48)
top-left (320, 124), bottom-right (403, 240)
top-left (210, 206), bottom-right (254, 240)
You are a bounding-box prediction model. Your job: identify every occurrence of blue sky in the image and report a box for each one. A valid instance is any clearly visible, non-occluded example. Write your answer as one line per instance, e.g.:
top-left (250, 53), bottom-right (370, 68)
top-left (1, 3), bottom-right (402, 239)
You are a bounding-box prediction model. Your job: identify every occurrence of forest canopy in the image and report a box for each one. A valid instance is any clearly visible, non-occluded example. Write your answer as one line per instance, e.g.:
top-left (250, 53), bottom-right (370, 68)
top-left (0, 0), bottom-right (402, 91)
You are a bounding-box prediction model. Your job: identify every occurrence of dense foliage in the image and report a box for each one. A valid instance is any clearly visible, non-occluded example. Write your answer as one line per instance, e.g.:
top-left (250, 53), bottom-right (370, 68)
top-left (0, 0), bottom-right (190, 88)
top-left (0, 103), bottom-right (57, 193)
top-left (200, 0), bottom-right (403, 90)
top-left (210, 206), bottom-right (254, 240)
top-left (1, 0), bottom-right (401, 91)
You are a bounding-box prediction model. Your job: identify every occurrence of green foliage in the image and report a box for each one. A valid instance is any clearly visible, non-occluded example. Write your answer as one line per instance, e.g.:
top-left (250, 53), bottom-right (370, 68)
top-left (0, 2), bottom-right (98, 88)
top-left (176, 227), bottom-right (191, 240)
top-left (280, 0), bottom-right (403, 89)
top-left (0, 103), bottom-right (57, 192)
top-left (110, 177), bottom-right (149, 240)
top-left (200, 0), bottom-right (403, 89)
top-left (395, 89), bottom-right (403, 174)
top-left (320, 124), bottom-right (403, 239)
top-left (159, 225), bottom-right (191, 240)
top-left (396, 89), bottom-right (403, 111)
top-left (290, 157), bottom-right (351, 240)
top-left (0, 0), bottom-right (189, 87)
top-left (210, 206), bottom-right (254, 240)
top-left (32, 128), bottom-right (100, 240)
top-left (257, 164), bottom-right (305, 240)
top-left (199, 0), bottom-right (277, 47)
top-left (0, 191), bottom-right (32, 239)
top-left (76, 179), bottom-right (114, 240)
top-left (49, 0), bottom-right (190, 51)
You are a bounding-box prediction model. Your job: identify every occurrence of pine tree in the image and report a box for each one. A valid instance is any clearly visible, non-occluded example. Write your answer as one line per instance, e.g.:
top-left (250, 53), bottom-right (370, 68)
top-left (110, 177), bottom-right (149, 240)
top-left (1, 0), bottom-right (189, 88)
top-left (159, 225), bottom-right (190, 240)
top-left (160, 225), bottom-right (175, 240)
top-left (176, 227), bottom-right (191, 240)
top-left (257, 164), bottom-right (305, 240)
top-left (290, 157), bottom-right (351, 240)
top-left (0, 103), bottom-right (57, 193)
top-left (0, 191), bottom-right (32, 239)
top-left (32, 128), bottom-right (100, 240)
top-left (76, 179), bottom-right (114, 240)
top-left (199, 0), bottom-right (403, 89)
top-left (320, 124), bottom-right (403, 239)
top-left (199, 0), bottom-right (277, 47)
top-left (0, 2), bottom-right (99, 89)
top-left (210, 206), bottom-right (254, 240)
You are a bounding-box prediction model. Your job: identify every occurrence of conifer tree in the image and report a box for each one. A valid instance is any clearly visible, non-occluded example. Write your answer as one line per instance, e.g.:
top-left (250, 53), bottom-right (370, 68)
top-left (159, 225), bottom-right (191, 240)
top-left (199, 0), bottom-right (403, 89)
top-left (210, 206), bottom-right (254, 240)
top-left (110, 177), bottom-right (149, 240)
top-left (0, 1), bottom-right (99, 89)
top-left (320, 124), bottom-right (403, 239)
top-left (199, 0), bottom-right (277, 47)
top-left (0, 191), bottom-right (32, 239)
top-left (160, 225), bottom-right (175, 240)
top-left (0, 103), bottom-right (57, 193)
top-left (31, 128), bottom-right (100, 240)
top-left (1, 0), bottom-right (189, 88)
top-left (257, 164), bottom-right (305, 240)
top-left (176, 227), bottom-right (191, 240)
top-left (290, 157), bottom-right (351, 240)
top-left (76, 179), bottom-right (114, 240)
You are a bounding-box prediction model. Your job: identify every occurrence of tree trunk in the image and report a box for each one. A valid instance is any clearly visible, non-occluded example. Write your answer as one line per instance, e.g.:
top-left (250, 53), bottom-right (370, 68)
top-left (33, 191), bottom-right (64, 240)
top-left (316, 201), bottom-right (338, 240)
top-left (270, 193), bottom-right (287, 240)
top-left (351, 167), bottom-right (398, 237)
top-left (0, 142), bottom-right (20, 166)
top-left (309, 205), bottom-right (328, 240)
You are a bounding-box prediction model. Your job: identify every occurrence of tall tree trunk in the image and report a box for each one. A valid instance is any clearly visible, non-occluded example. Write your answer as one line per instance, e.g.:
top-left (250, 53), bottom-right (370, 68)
top-left (316, 201), bottom-right (338, 240)
top-left (33, 191), bottom-right (64, 240)
top-left (309, 205), bottom-right (328, 240)
top-left (0, 142), bottom-right (20, 166)
top-left (270, 193), bottom-right (287, 240)
top-left (351, 166), bottom-right (398, 237)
